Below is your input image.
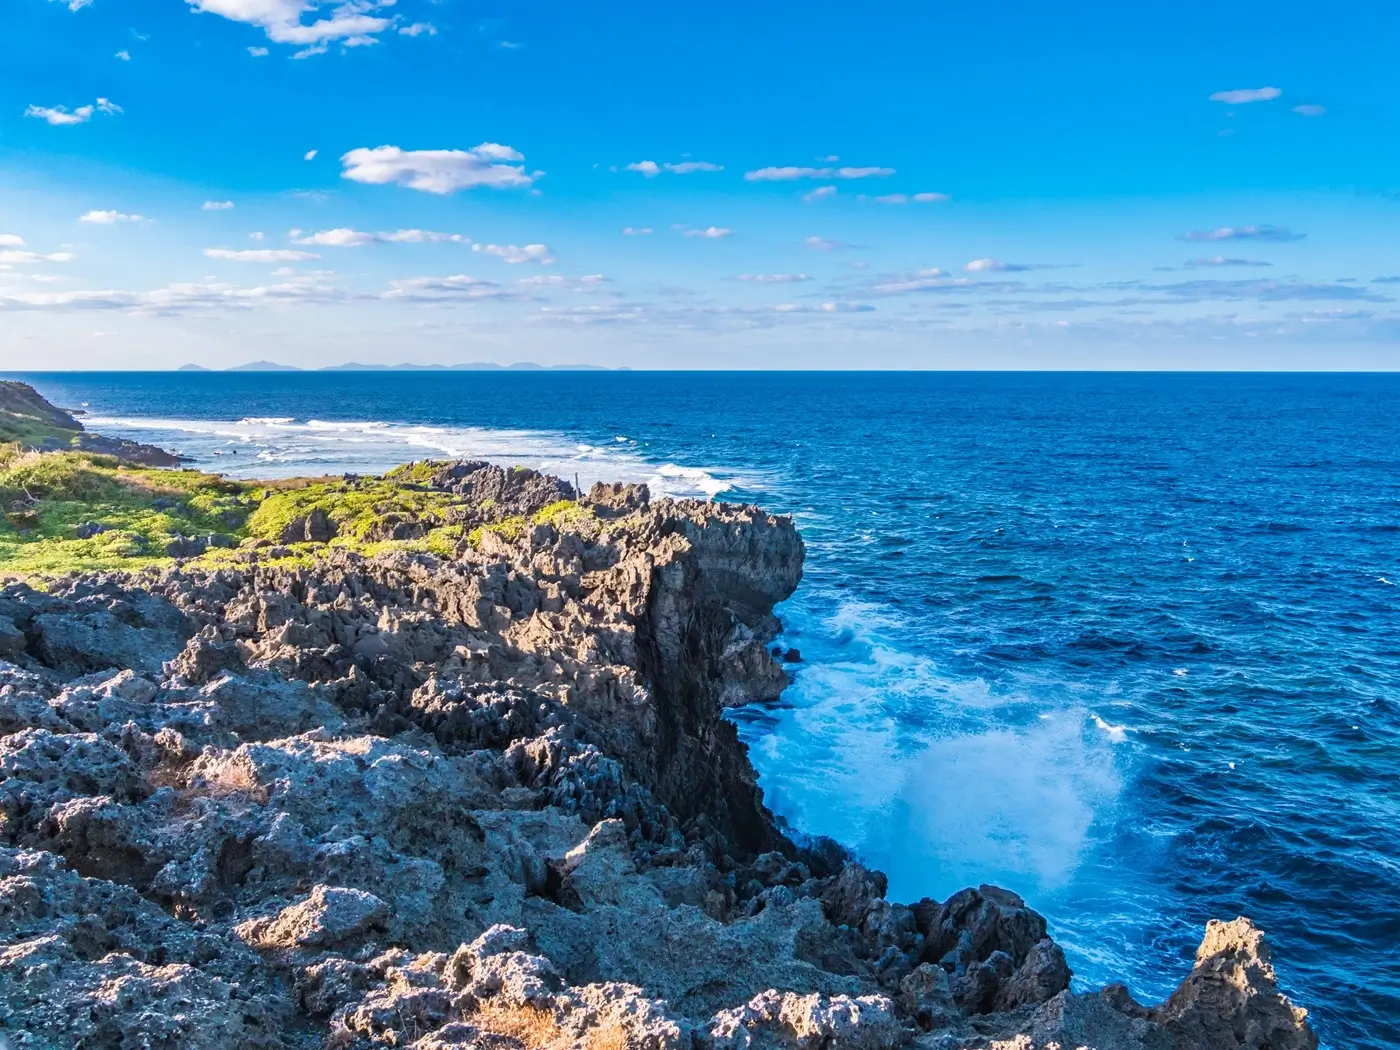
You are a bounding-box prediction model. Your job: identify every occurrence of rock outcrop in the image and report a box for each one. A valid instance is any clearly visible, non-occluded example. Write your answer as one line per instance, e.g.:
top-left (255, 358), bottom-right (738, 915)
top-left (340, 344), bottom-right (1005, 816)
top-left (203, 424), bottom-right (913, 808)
top-left (0, 380), bottom-right (185, 466)
top-left (0, 464), bottom-right (1316, 1049)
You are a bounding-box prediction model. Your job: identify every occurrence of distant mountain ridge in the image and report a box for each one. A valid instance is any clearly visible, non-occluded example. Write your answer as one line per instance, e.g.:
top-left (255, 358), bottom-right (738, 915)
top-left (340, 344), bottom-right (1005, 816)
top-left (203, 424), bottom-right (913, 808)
top-left (179, 362), bottom-right (618, 372)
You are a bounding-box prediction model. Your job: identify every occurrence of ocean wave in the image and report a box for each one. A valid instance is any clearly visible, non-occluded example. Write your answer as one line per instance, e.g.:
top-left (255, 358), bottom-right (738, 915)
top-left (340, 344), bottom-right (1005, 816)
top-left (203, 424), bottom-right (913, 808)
top-left (734, 594), bottom-right (1124, 903)
top-left (84, 414), bottom-right (757, 501)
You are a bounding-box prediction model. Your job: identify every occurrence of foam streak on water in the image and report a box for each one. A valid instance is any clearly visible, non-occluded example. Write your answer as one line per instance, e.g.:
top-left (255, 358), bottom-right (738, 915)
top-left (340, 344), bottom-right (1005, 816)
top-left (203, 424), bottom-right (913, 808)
top-left (86, 414), bottom-right (743, 499)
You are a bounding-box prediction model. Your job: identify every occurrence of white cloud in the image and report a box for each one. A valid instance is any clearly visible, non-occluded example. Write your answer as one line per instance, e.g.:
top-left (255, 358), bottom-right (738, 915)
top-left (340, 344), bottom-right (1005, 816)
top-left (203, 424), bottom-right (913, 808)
top-left (682, 226), bottom-right (731, 238)
top-left (621, 227), bottom-right (652, 236)
top-left (746, 165), bottom-right (894, 181)
top-left (619, 158), bottom-right (720, 177)
top-left (964, 258), bottom-right (1042, 272)
top-left (187, 0), bottom-right (393, 48)
top-left (804, 185), bottom-right (837, 203)
top-left (1183, 225), bottom-right (1304, 242)
top-left (0, 235), bottom-right (25, 248)
top-left (304, 149), bottom-right (318, 160)
top-left (203, 200), bottom-right (235, 210)
top-left (872, 192), bottom-right (949, 204)
top-left (292, 227), bottom-right (468, 246)
top-left (250, 232), bottom-right (265, 240)
top-left (1209, 87), bottom-right (1281, 104)
top-left (50, 0), bottom-right (93, 11)
top-left (340, 144), bottom-right (533, 193)
top-left (0, 250), bottom-right (75, 264)
top-left (1292, 104), bottom-right (1326, 117)
top-left (204, 248), bottom-right (320, 262)
top-left (382, 229), bottom-right (466, 244)
top-left (399, 22), bottom-right (436, 36)
top-left (804, 236), bottom-right (842, 251)
top-left (115, 50), bottom-right (131, 61)
top-left (0, 274), bottom-right (358, 313)
top-left (472, 242), bottom-right (554, 264)
top-left (736, 273), bottom-right (811, 283)
top-left (25, 98), bottom-right (121, 126)
top-left (1187, 257), bottom-right (1272, 268)
top-left (383, 274), bottom-right (513, 302)
top-left (249, 45), bottom-right (269, 56)
top-left (294, 227), bottom-right (375, 247)
top-left (80, 210), bottom-right (144, 224)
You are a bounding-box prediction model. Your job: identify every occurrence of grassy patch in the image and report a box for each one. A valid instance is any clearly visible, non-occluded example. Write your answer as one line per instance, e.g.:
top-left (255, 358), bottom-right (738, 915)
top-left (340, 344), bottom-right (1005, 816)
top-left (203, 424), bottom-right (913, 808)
top-left (245, 478), bottom-right (459, 543)
top-left (0, 450), bottom-right (258, 575)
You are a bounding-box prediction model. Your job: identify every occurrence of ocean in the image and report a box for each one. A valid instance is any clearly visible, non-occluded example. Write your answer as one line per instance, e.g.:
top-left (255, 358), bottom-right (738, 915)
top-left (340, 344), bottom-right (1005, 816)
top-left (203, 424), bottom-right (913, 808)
top-left (11, 370), bottom-right (1398, 1049)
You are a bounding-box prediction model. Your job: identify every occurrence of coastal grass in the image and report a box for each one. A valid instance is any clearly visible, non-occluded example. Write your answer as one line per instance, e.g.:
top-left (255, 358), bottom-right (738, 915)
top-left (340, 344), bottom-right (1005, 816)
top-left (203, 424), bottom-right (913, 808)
top-left (0, 451), bottom-right (599, 580)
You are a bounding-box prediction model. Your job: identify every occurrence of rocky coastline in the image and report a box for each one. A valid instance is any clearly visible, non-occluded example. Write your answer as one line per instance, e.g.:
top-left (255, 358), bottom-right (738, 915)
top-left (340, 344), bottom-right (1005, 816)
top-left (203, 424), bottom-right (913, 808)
top-left (0, 449), bottom-right (1317, 1047)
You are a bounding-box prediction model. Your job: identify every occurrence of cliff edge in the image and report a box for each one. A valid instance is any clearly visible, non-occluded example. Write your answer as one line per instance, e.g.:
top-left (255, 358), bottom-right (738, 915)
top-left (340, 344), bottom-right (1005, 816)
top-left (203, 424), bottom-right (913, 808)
top-left (0, 457), bottom-right (1316, 1049)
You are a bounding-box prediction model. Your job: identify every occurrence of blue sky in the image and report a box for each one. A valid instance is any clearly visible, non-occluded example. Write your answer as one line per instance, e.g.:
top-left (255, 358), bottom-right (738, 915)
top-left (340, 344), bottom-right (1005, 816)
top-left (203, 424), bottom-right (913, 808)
top-left (2, 0), bottom-right (1398, 369)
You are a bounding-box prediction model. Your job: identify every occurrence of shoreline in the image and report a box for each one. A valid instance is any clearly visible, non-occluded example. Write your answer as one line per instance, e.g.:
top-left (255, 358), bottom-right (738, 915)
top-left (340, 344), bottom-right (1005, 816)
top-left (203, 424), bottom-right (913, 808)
top-left (0, 481), bottom-right (1316, 1047)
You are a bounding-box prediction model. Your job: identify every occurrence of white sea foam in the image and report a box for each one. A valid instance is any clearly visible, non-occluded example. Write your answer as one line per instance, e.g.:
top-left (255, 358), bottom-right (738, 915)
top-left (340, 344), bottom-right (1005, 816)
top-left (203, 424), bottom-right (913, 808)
top-left (85, 414), bottom-right (755, 501)
top-left (1092, 714), bottom-right (1129, 743)
top-left (735, 597), bottom-right (1123, 903)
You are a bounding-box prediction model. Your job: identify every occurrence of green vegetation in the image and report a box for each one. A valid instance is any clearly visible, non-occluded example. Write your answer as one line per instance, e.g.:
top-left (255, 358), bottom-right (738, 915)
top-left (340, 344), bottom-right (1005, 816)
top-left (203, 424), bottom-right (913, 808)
top-left (0, 382), bottom-right (86, 450)
top-left (0, 447), bottom-right (256, 576)
top-left (0, 441), bottom-right (603, 580)
top-left (246, 478), bottom-right (459, 543)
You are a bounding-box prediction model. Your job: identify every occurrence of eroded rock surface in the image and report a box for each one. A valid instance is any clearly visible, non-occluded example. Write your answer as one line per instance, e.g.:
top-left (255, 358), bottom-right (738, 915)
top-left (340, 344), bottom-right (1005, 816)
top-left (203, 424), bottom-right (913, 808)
top-left (0, 464), bottom-right (1316, 1049)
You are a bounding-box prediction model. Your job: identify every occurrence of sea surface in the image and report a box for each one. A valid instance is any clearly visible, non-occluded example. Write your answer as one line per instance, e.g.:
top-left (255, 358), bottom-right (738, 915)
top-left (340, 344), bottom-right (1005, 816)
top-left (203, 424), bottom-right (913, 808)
top-left (11, 370), bottom-right (1399, 1049)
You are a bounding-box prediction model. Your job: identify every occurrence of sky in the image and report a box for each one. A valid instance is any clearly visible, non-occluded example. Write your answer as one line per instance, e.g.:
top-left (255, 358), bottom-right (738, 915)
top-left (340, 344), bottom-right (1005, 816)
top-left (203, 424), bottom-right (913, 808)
top-left (2, 0), bottom-right (1399, 370)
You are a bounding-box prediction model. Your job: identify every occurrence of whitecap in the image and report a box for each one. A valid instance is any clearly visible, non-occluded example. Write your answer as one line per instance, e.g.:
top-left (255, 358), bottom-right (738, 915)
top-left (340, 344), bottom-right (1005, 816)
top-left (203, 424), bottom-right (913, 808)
top-left (1091, 714), bottom-right (1128, 743)
top-left (84, 414), bottom-right (762, 503)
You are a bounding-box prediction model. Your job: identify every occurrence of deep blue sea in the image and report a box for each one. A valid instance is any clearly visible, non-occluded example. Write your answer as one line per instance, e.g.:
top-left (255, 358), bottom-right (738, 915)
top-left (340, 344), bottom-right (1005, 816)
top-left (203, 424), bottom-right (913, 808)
top-left (10, 371), bottom-right (1398, 1049)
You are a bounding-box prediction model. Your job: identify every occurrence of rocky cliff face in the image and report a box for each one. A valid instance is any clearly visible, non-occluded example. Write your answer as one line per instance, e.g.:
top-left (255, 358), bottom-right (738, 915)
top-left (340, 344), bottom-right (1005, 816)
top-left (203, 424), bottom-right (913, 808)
top-left (0, 465), bottom-right (1316, 1050)
top-left (0, 380), bottom-right (185, 467)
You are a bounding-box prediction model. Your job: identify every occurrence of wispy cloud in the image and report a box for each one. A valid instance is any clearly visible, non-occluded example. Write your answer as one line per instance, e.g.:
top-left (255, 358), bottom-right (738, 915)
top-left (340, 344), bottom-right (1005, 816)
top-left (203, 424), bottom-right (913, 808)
top-left (735, 274), bottom-right (811, 283)
top-left (746, 165), bottom-right (894, 181)
top-left (187, 0), bottom-right (394, 50)
top-left (1209, 87), bottom-right (1282, 104)
top-left (964, 258), bottom-right (1045, 273)
top-left (681, 226), bottom-right (732, 238)
top-left (803, 185), bottom-right (837, 203)
top-left (871, 192), bottom-right (949, 204)
top-left (340, 144), bottom-right (534, 193)
top-left (24, 98), bottom-right (121, 126)
top-left (623, 160), bottom-right (723, 176)
top-left (804, 235), bottom-right (849, 251)
top-left (621, 227), bottom-right (652, 236)
top-left (304, 149), bottom-right (318, 161)
top-left (80, 210), bottom-right (144, 224)
top-left (248, 46), bottom-right (269, 56)
top-left (383, 275), bottom-right (513, 302)
top-left (399, 22), bottom-right (436, 37)
top-left (1292, 104), bottom-right (1326, 117)
top-left (115, 50), bottom-right (131, 61)
top-left (204, 248), bottom-right (320, 262)
top-left (49, 0), bottom-right (93, 11)
top-left (1183, 225), bottom-right (1304, 242)
top-left (203, 200), bottom-right (235, 211)
top-left (0, 250), bottom-right (76, 264)
top-left (472, 242), bottom-right (554, 264)
top-left (1186, 256), bottom-right (1272, 268)
top-left (291, 227), bottom-right (468, 247)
